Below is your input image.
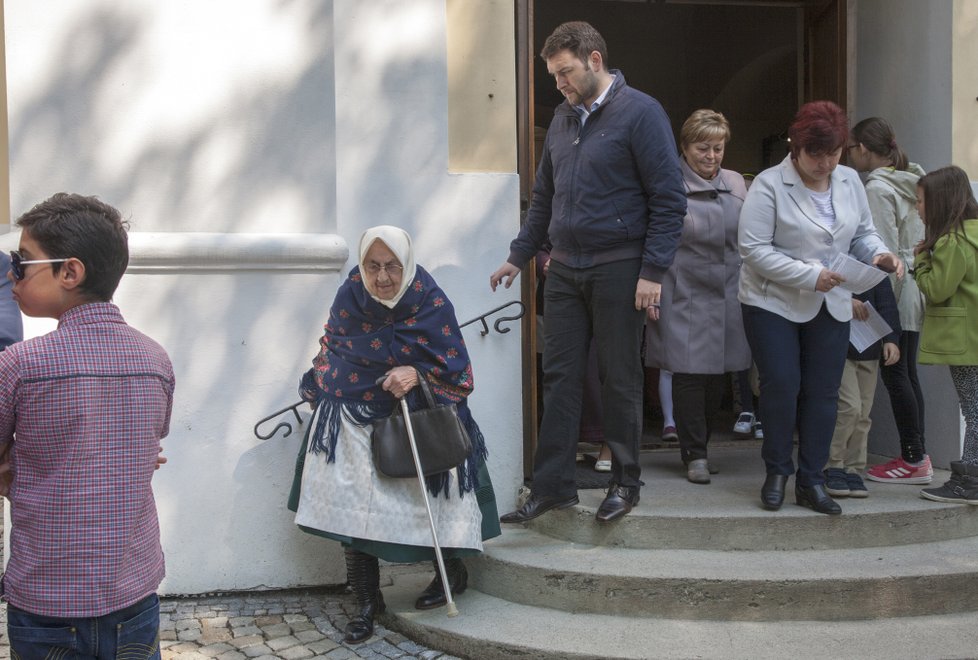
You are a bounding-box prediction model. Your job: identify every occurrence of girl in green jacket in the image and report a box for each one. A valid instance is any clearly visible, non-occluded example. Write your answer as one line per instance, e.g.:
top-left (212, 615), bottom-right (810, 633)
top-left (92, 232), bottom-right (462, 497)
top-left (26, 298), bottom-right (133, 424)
top-left (913, 165), bottom-right (978, 504)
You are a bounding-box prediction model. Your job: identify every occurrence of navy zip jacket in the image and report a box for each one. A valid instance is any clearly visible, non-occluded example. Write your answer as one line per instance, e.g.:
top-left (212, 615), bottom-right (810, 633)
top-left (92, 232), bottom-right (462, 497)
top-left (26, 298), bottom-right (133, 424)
top-left (508, 71), bottom-right (686, 282)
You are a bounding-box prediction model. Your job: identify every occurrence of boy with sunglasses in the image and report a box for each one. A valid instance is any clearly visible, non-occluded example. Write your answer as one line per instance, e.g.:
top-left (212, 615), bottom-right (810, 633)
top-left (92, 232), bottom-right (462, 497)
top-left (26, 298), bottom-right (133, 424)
top-left (0, 193), bottom-right (175, 659)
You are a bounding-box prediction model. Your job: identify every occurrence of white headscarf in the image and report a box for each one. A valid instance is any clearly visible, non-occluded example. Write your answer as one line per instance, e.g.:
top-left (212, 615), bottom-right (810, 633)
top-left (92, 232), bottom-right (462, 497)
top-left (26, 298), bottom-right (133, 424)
top-left (358, 225), bottom-right (417, 309)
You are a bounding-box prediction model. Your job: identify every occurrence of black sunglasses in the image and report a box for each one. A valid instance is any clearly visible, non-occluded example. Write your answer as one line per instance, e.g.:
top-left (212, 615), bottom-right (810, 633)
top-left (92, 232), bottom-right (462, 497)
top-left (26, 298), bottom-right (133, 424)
top-left (9, 251), bottom-right (70, 281)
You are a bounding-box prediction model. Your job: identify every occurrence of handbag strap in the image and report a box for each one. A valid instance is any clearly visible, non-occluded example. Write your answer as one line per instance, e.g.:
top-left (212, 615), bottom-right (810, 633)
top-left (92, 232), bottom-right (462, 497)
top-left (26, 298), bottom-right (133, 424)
top-left (412, 367), bottom-right (438, 409)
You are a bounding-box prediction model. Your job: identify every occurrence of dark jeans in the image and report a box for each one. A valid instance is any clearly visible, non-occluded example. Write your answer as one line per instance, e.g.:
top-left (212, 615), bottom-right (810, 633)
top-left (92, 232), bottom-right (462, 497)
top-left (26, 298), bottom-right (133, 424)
top-left (742, 303), bottom-right (849, 487)
top-left (879, 331), bottom-right (926, 462)
top-left (7, 593), bottom-right (160, 660)
top-left (673, 372), bottom-right (725, 463)
top-left (534, 258), bottom-right (645, 497)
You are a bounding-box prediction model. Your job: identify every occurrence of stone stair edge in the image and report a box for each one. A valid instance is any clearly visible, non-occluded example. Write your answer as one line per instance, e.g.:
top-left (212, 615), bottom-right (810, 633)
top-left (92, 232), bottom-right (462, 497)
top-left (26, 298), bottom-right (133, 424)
top-left (480, 526), bottom-right (978, 580)
top-left (381, 573), bottom-right (978, 660)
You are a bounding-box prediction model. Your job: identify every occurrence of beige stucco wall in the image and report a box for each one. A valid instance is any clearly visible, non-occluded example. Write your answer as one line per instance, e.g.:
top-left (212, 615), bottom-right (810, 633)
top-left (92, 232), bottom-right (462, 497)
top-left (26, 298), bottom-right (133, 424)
top-left (953, 0), bottom-right (978, 176)
top-left (446, 0), bottom-right (517, 173)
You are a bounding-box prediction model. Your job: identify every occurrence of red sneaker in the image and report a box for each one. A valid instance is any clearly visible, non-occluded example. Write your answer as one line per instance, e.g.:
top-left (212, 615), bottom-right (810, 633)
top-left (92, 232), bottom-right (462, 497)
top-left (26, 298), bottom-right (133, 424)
top-left (866, 456), bottom-right (933, 484)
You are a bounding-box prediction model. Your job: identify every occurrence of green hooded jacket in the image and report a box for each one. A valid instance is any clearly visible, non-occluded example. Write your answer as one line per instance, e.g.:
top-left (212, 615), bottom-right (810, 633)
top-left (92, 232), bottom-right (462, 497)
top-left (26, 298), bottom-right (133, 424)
top-left (915, 218), bottom-right (978, 365)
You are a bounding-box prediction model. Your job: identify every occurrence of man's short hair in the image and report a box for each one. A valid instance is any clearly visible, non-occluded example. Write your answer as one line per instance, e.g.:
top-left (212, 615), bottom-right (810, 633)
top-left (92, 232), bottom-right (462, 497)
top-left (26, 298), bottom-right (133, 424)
top-left (16, 193), bottom-right (129, 301)
top-left (540, 21), bottom-right (608, 69)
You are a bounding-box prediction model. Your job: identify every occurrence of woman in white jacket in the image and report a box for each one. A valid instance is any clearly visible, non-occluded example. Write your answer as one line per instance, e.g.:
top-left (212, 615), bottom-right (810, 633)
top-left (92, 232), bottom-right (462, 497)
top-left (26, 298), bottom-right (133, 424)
top-left (738, 101), bottom-right (902, 515)
top-left (847, 117), bottom-right (931, 485)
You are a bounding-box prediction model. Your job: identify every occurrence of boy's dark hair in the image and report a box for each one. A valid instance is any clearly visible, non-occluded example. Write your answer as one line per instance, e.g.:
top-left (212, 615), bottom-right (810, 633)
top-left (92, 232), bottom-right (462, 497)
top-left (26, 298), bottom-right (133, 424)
top-left (540, 21), bottom-right (608, 69)
top-left (16, 193), bottom-right (129, 301)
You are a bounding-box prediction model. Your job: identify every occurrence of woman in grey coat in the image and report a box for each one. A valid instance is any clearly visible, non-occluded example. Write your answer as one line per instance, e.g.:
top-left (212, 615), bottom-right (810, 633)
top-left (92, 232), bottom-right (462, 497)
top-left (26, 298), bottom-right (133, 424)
top-left (646, 109), bottom-right (751, 484)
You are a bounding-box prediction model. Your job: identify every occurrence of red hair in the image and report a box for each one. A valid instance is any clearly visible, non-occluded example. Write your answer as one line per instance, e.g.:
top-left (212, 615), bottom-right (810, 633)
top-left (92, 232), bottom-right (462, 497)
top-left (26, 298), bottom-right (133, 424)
top-left (788, 101), bottom-right (848, 158)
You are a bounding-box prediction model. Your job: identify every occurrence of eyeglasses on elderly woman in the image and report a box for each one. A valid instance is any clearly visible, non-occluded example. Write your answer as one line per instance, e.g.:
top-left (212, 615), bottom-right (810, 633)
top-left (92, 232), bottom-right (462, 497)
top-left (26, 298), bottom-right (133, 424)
top-left (363, 262), bottom-right (403, 276)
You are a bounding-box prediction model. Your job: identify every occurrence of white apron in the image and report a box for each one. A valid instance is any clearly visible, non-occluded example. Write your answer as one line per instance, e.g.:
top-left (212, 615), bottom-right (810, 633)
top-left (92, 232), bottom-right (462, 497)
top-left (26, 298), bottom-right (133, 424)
top-left (294, 407), bottom-right (483, 551)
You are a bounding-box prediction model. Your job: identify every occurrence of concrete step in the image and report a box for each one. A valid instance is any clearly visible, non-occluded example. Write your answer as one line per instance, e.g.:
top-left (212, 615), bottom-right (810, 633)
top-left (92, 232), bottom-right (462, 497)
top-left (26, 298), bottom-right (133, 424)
top-left (528, 445), bottom-right (978, 550)
top-left (471, 526), bottom-right (978, 621)
top-left (382, 571), bottom-right (978, 660)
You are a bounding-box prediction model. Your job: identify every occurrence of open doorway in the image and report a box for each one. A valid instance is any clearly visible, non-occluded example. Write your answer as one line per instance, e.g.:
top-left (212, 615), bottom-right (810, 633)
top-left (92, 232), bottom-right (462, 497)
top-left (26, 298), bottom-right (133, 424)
top-left (516, 0), bottom-right (850, 475)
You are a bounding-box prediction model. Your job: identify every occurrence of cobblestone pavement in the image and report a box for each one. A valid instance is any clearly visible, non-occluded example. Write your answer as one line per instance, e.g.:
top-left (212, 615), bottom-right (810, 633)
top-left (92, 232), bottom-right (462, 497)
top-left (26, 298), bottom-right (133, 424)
top-left (0, 580), bottom-right (458, 660)
top-left (154, 585), bottom-right (457, 660)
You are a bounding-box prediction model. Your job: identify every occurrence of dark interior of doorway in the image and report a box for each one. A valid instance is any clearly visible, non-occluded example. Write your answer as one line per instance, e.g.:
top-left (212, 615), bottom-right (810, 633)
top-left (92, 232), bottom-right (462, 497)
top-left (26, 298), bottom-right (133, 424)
top-left (531, 0), bottom-right (801, 452)
top-left (534, 0), bottom-right (801, 175)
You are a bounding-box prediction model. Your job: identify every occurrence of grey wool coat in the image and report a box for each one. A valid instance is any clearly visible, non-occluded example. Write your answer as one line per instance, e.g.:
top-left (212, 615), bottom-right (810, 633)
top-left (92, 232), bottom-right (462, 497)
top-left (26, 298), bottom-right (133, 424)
top-left (646, 158), bottom-right (752, 374)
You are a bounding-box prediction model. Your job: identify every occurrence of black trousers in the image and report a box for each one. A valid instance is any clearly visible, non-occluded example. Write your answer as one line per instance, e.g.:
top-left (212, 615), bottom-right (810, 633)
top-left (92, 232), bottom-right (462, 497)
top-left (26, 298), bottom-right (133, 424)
top-left (673, 372), bottom-right (726, 463)
top-left (879, 331), bottom-right (926, 462)
top-left (532, 259), bottom-right (645, 498)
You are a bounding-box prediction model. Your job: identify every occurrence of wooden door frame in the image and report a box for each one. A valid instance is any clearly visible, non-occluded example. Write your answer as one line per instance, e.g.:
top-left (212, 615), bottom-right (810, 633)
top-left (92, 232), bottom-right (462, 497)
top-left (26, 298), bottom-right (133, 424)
top-left (515, 0), bottom-right (537, 481)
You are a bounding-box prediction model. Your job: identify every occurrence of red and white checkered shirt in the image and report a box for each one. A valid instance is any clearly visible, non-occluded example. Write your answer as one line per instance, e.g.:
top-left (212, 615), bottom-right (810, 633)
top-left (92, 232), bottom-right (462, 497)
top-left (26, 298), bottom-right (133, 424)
top-left (0, 303), bottom-right (174, 617)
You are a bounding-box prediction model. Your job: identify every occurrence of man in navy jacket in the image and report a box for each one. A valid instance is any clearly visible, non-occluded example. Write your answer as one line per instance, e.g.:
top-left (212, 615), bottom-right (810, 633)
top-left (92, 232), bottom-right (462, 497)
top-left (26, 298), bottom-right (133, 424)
top-left (491, 21), bottom-right (686, 523)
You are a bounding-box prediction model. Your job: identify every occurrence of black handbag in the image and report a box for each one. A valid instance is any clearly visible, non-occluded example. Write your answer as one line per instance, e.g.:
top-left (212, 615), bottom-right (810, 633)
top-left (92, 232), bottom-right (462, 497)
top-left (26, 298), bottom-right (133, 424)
top-left (370, 369), bottom-right (473, 478)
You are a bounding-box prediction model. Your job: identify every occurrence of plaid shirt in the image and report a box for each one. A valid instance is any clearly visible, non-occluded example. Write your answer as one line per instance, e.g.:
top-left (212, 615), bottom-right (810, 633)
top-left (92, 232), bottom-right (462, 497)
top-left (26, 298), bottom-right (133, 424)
top-left (0, 303), bottom-right (174, 617)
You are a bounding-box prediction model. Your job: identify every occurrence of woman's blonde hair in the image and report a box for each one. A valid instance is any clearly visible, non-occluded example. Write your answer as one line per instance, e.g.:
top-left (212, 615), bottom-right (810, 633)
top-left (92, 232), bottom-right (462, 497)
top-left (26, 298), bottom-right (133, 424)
top-left (680, 109), bottom-right (731, 150)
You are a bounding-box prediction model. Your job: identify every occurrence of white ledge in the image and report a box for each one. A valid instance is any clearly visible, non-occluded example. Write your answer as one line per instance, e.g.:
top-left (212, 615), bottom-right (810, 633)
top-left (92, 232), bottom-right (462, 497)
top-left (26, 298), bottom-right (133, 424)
top-left (0, 231), bottom-right (350, 273)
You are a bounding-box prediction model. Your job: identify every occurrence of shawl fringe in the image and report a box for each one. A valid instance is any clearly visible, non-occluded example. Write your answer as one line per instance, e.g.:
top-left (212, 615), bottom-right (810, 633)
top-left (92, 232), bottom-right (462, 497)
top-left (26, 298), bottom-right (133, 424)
top-left (307, 395), bottom-right (488, 499)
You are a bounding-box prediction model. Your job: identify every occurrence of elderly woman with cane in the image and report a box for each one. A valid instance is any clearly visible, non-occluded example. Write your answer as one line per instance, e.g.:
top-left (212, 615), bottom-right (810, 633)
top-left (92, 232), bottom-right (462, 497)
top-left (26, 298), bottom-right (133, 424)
top-left (289, 226), bottom-right (499, 642)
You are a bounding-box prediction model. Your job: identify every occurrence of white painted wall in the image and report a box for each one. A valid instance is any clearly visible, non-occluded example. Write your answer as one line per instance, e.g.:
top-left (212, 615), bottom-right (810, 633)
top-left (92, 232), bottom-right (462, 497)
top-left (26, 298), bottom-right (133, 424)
top-left (329, 0), bottom-right (523, 519)
top-left (3, 0), bottom-right (523, 593)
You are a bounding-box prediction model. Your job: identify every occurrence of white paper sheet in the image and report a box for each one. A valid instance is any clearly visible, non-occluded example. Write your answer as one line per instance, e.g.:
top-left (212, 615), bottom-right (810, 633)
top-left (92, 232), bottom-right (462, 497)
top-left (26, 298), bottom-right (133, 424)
top-left (829, 252), bottom-right (888, 294)
top-left (849, 301), bottom-right (893, 353)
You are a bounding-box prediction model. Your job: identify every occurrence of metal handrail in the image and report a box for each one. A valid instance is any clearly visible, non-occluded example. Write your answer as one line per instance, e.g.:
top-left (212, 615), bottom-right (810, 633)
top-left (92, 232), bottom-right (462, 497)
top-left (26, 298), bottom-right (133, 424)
top-left (458, 300), bottom-right (525, 336)
top-left (255, 300), bottom-right (526, 440)
top-left (253, 401), bottom-right (305, 441)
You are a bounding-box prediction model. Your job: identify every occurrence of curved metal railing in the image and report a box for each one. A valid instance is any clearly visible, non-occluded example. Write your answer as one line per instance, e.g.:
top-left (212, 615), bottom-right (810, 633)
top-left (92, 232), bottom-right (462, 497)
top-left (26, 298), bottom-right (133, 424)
top-left (458, 300), bottom-right (525, 336)
top-left (253, 401), bottom-right (306, 441)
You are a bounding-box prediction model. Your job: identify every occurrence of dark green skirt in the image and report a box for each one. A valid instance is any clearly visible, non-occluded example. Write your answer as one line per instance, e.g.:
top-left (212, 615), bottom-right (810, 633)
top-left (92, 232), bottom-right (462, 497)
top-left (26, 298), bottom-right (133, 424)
top-left (287, 422), bottom-right (501, 563)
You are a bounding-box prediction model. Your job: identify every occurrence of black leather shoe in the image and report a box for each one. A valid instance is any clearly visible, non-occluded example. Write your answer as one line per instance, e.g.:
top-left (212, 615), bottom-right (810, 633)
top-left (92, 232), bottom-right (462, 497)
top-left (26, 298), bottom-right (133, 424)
top-left (761, 474), bottom-right (788, 511)
top-left (595, 484), bottom-right (640, 523)
top-left (500, 493), bottom-right (579, 523)
top-left (415, 558), bottom-right (467, 610)
top-left (796, 484), bottom-right (842, 515)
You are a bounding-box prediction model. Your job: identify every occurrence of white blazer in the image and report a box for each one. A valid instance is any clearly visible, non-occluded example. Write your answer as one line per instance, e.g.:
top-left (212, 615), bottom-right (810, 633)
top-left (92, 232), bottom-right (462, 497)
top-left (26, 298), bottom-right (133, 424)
top-left (738, 154), bottom-right (888, 322)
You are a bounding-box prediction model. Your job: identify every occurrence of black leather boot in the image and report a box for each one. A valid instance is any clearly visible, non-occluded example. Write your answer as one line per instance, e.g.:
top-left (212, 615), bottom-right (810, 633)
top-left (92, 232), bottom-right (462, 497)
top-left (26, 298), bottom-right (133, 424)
top-left (920, 461), bottom-right (978, 504)
top-left (344, 548), bottom-right (386, 643)
top-left (414, 557), bottom-right (468, 610)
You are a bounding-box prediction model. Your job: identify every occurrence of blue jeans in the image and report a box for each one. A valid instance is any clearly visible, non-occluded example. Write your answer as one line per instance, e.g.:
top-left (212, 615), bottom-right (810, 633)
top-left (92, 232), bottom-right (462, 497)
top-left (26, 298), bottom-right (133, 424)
top-left (7, 594), bottom-right (161, 660)
top-left (534, 258), bottom-right (646, 497)
top-left (742, 303), bottom-right (848, 486)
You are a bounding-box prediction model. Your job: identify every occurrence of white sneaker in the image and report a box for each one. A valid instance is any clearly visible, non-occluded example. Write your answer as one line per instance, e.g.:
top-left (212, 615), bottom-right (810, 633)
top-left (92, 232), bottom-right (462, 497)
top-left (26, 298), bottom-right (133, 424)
top-left (753, 422), bottom-right (764, 440)
top-left (733, 412), bottom-right (755, 435)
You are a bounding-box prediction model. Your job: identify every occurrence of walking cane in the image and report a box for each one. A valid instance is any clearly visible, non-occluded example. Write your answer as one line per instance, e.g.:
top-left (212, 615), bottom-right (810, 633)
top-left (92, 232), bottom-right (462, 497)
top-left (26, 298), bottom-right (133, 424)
top-left (377, 375), bottom-right (459, 617)
top-left (399, 396), bottom-right (459, 617)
